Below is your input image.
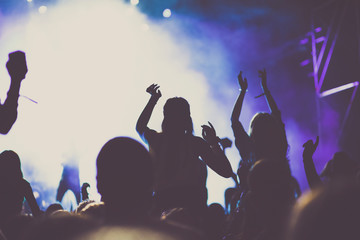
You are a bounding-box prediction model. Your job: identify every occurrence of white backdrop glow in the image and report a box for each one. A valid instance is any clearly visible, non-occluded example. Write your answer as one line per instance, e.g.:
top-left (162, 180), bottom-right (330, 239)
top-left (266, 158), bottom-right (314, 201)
top-left (0, 0), bottom-right (245, 207)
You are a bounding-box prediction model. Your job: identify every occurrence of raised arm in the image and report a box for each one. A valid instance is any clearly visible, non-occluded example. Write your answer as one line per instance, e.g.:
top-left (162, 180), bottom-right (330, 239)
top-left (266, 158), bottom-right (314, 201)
top-left (231, 71), bottom-right (247, 123)
top-left (136, 84), bottom-right (161, 141)
top-left (200, 122), bottom-right (235, 179)
top-left (259, 69), bottom-right (281, 117)
top-left (0, 51), bottom-right (27, 134)
top-left (303, 136), bottom-right (322, 189)
top-left (231, 71), bottom-right (251, 161)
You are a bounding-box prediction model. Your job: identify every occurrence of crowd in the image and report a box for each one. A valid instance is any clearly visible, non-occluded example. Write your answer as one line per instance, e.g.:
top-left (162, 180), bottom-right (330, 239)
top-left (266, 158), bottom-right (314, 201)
top-left (0, 51), bottom-right (359, 240)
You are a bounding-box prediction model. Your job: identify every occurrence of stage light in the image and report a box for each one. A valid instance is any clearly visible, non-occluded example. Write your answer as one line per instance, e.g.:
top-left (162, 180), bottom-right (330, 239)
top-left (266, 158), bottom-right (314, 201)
top-left (38, 5), bottom-right (47, 14)
top-left (300, 38), bottom-right (309, 45)
top-left (27, 0), bottom-right (33, 3)
top-left (320, 81), bottom-right (359, 98)
top-left (300, 59), bottom-right (310, 67)
top-left (130, 0), bottom-right (139, 6)
top-left (162, 9), bottom-right (171, 18)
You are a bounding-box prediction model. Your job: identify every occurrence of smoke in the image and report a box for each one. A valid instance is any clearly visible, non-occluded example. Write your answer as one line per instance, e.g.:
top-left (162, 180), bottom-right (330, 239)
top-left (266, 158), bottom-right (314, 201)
top-left (0, 0), bottom-right (241, 207)
top-left (0, 0), bottom-right (344, 208)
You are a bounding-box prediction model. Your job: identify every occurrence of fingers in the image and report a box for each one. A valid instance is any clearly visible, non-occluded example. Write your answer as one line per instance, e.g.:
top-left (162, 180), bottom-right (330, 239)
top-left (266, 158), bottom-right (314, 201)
top-left (244, 77), bottom-right (248, 85)
top-left (314, 136), bottom-right (319, 149)
top-left (201, 125), bottom-right (211, 131)
top-left (238, 71), bottom-right (243, 82)
top-left (208, 121), bottom-right (214, 129)
top-left (146, 83), bottom-right (160, 95)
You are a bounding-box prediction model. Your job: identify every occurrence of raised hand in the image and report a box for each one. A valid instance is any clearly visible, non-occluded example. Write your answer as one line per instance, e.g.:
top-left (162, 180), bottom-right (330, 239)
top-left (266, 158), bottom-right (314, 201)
top-left (237, 71), bottom-right (248, 91)
top-left (146, 84), bottom-right (162, 100)
top-left (259, 68), bottom-right (267, 90)
top-left (6, 51), bottom-right (28, 81)
top-left (303, 136), bottom-right (319, 159)
top-left (201, 121), bottom-right (220, 145)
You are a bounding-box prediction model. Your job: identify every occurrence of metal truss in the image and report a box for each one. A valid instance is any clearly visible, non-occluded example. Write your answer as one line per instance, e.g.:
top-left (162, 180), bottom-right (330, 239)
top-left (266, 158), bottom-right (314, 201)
top-left (309, 0), bottom-right (359, 137)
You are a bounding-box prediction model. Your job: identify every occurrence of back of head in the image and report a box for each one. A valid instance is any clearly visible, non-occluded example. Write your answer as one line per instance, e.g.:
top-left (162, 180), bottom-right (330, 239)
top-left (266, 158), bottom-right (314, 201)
top-left (162, 97), bottom-right (193, 135)
top-left (288, 181), bottom-right (360, 240)
top-left (320, 151), bottom-right (358, 181)
top-left (249, 113), bottom-right (288, 161)
top-left (247, 159), bottom-right (294, 220)
top-left (96, 137), bottom-right (153, 217)
top-left (0, 150), bottom-right (23, 181)
top-left (23, 214), bottom-right (98, 240)
top-left (0, 150), bottom-right (24, 226)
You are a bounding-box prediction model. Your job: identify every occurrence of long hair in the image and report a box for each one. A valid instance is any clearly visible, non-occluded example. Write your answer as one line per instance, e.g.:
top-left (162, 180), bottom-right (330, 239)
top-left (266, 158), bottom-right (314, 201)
top-left (249, 112), bottom-right (289, 162)
top-left (161, 97), bottom-right (193, 135)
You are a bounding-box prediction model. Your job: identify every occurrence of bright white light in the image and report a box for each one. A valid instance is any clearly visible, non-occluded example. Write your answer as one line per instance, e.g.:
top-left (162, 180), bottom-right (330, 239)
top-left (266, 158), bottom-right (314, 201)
top-left (27, 0), bottom-right (33, 3)
top-left (0, 0), bottom-right (234, 206)
top-left (162, 8), bottom-right (171, 18)
top-left (38, 5), bottom-right (47, 14)
top-left (130, 0), bottom-right (139, 6)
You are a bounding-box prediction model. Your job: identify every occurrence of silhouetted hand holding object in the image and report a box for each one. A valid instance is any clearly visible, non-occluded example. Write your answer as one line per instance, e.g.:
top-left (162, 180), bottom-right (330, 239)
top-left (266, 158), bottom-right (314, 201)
top-left (6, 51), bottom-right (28, 81)
top-left (238, 71), bottom-right (248, 91)
top-left (201, 121), bottom-right (221, 146)
top-left (146, 84), bottom-right (162, 101)
top-left (259, 68), bottom-right (268, 91)
top-left (303, 136), bottom-right (319, 160)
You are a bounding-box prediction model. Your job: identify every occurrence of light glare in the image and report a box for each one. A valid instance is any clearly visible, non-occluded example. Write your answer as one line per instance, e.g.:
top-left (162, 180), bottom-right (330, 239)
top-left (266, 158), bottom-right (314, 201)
top-left (162, 9), bottom-right (171, 18)
top-left (38, 5), bottom-right (47, 14)
top-left (130, 0), bottom-right (139, 6)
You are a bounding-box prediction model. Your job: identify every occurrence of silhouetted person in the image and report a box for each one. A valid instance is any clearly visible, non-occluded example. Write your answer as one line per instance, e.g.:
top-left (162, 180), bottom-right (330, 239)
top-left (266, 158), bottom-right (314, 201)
top-left (81, 182), bottom-right (91, 201)
top-left (303, 137), bottom-right (358, 189)
top-left (228, 70), bottom-right (299, 238)
top-left (96, 137), bottom-right (153, 223)
top-left (204, 203), bottom-right (226, 240)
top-left (45, 203), bottom-right (64, 217)
top-left (242, 159), bottom-right (294, 240)
top-left (288, 181), bottom-right (360, 240)
top-left (0, 150), bottom-right (41, 228)
top-left (231, 69), bottom-right (288, 170)
top-left (0, 51), bottom-right (28, 134)
top-left (136, 84), bottom-right (234, 215)
top-left (23, 214), bottom-right (98, 240)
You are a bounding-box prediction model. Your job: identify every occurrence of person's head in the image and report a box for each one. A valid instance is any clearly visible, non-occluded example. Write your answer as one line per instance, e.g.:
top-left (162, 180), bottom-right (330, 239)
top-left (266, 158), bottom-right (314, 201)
top-left (96, 137), bottom-right (153, 219)
top-left (0, 150), bottom-right (23, 181)
top-left (249, 112), bottom-right (288, 161)
top-left (288, 181), bottom-right (360, 240)
top-left (247, 159), bottom-right (294, 223)
top-left (320, 151), bottom-right (358, 182)
top-left (45, 203), bottom-right (64, 216)
top-left (0, 150), bottom-right (24, 226)
top-left (162, 97), bottom-right (193, 135)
